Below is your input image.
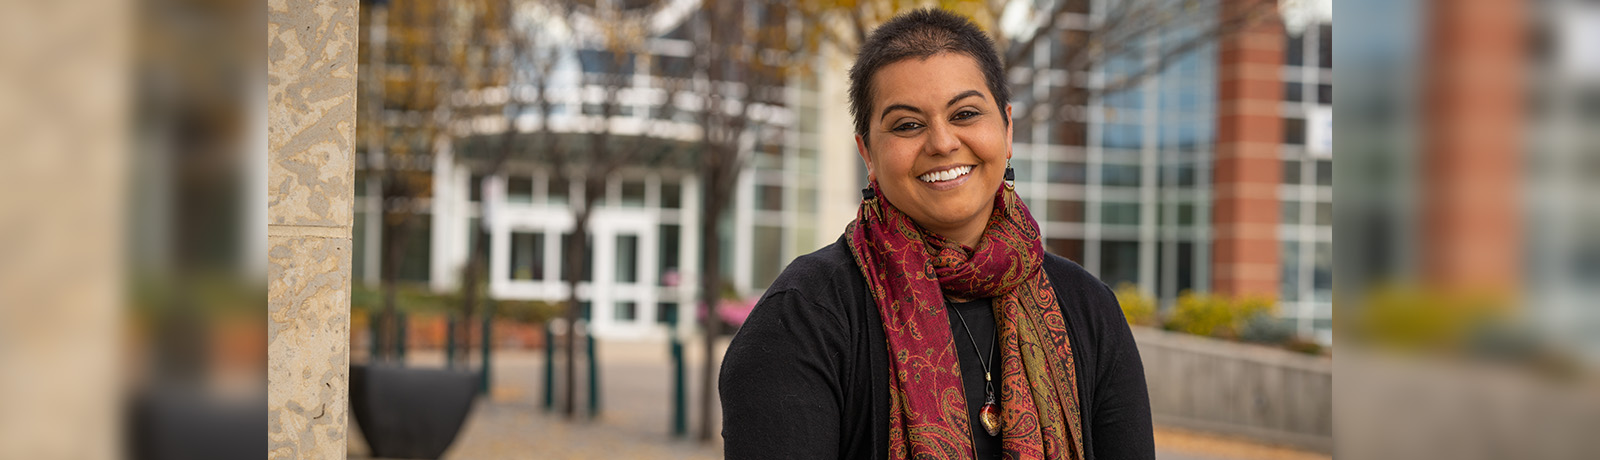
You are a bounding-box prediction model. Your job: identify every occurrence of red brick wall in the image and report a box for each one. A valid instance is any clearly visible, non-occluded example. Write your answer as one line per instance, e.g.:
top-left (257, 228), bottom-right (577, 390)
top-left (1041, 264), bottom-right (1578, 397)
top-left (1212, 0), bottom-right (1284, 299)
top-left (1421, 0), bottom-right (1523, 297)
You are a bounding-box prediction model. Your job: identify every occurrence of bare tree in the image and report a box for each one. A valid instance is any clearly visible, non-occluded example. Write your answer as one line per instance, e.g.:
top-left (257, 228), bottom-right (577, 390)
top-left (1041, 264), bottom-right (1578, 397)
top-left (687, 0), bottom-right (798, 442)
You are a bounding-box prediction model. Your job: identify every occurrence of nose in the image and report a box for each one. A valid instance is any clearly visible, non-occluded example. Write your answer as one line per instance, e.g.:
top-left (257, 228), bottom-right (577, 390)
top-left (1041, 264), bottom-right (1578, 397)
top-left (924, 121), bottom-right (959, 156)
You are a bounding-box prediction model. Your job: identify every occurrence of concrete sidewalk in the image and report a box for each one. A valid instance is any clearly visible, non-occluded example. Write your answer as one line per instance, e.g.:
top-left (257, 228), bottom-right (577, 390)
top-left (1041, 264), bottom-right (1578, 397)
top-left (348, 340), bottom-right (1330, 460)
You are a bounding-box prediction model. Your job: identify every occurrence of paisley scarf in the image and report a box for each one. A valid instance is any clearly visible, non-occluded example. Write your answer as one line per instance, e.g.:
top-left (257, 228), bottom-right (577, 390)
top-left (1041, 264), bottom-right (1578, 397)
top-left (847, 182), bottom-right (1084, 460)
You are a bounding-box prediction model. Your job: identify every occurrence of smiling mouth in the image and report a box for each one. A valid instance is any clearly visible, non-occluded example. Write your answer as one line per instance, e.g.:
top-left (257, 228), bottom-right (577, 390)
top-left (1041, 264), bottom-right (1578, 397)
top-left (918, 165), bottom-right (973, 183)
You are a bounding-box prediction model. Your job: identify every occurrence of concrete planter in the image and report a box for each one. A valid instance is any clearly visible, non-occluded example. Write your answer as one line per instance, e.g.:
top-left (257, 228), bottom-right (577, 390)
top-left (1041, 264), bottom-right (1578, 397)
top-left (1132, 326), bottom-right (1333, 453)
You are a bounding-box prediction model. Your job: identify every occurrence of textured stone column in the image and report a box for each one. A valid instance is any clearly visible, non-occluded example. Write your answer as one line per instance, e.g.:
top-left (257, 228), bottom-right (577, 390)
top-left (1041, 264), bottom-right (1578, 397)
top-left (267, 0), bottom-right (358, 458)
top-left (1211, 0), bottom-right (1284, 299)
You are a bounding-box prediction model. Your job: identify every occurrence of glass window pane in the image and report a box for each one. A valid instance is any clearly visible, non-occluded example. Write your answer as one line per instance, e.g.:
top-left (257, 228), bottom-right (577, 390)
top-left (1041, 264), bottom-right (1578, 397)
top-left (615, 301), bottom-right (637, 321)
top-left (1284, 118), bottom-right (1307, 145)
top-left (621, 181), bottom-right (646, 207)
top-left (616, 234), bottom-right (638, 284)
top-left (659, 224), bottom-right (680, 286)
top-left (1282, 201), bottom-right (1301, 225)
top-left (752, 226), bottom-right (783, 289)
top-left (1177, 202), bottom-right (1195, 226)
top-left (560, 233), bottom-right (592, 282)
top-left (507, 176), bottom-right (534, 204)
top-left (548, 176), bottom-right (569, 206)
top-left (469, 174), bottom-right (485, 202)
top-left (510, 232), bottom-right (545, 281)
top-left (1315, 159), bottom-right (1333, 186)
top-left (1101, 164), bottom-right (1142, 187)
top-left (1046, 238), bottom-right (1084, 262)
top-left (757, 184), bottom-right (784, 211)
top-left (1284, 82), bottom-right (1303, 102)
top-left (1048, 161), bottom-right (1087, 184)
top-left (1317, 83), bottom-right (1332, 105)
top-left (1280, 241), bottom-right (1301, 301)
top-left (1286, 34), bottom-right (1304, 67)
top-left (1101, 202), bottom-right (1141, 225)
top-left (656, 302), bottom-right (679, 325)
top-left (1315, 202), bottom-right (1333, 227)
top-left (660, 180), bottom-right (681, 209)
top-left (1283, 159), bottom-right (1302, 184)
top-left (1313, 242), bottom-right (1332, 301)
top-left (1099, 240), bottom-right (1139, 288)
top-left (1047, 200), bottom-right (1085, 222)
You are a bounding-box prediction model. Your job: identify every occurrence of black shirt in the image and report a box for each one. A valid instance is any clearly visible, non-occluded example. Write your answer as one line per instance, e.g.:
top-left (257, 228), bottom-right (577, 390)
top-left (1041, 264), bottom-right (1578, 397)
top-left (720, 235), bottom-right (1154, 460)
top-left (947, 297), bottom-right (1002, 459)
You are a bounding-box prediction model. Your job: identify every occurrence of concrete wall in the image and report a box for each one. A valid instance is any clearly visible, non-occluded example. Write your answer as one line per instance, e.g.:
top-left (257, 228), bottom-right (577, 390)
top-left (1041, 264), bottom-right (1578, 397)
top-left (1132, 327), bottom-right (1332, 453)
top-left (267, 0), bottom-right (359, 458)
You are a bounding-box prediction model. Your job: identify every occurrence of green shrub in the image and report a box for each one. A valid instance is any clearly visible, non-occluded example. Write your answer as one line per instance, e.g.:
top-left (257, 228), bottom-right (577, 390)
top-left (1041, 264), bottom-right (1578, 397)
top-left (1163, 291), bottom-right (1275, 340)
top-left (1112, 282), bottom-right (1158, 327)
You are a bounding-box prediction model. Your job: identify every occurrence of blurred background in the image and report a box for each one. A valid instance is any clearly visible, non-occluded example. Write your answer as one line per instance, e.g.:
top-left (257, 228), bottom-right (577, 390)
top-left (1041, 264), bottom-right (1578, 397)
top-left (2, 0), bottom-right (1597, 458)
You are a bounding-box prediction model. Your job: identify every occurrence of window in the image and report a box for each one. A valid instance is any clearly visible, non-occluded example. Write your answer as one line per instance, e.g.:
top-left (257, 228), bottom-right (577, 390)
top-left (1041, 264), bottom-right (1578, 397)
top-left (1313, 242), bottom-right (1332, 301)
top-left (507, 176), bottom-right (533, 204)
top-left (1280, 241), bottom-right (1301, 301)
top-left (656, 302), bottom-right (679, 325)
top-left (1283, 159), bottom-right (1302, 184)
top-left (753, 225), bottom-right (783, 289)
top-left (1049, 161), bottom-right (1087, 184)
top-left (660, 180), bottom-right (681, 209)
top-left (1317, 24), bottom-right (1333, 69)
top-left (1099, 240), bottom-right (1139, 288)
top-left (1101, 164), bottom-right (1142, 187)
top-left (1317, 83), bottom-right (1332, 105)
top-left (1284, 118), bottom-right (1307, 145)
top-left (1282, 201), bottom-right (1302, 225)
top-left (469, 174), bottom-right (485, 202)
top-left (548, 176), bottom-right (569, 206)
top-left (659, 224), bottom-right (680, 286)
top-left (1101, 202), bottom-right (1141, 225)
top-left (1315, 159), bottom-right (1333, 186)
top-left (1315, 202), bottom-right (1333, 227)
top-left (1047, 200), bottom-right (1085, 222)
top-left (615, 301), bottom-right (637, 321)
top-left (620, 181), bottom-right (646, 208)
top-left (1101, 123), bottom-right (1142, 150)
top-left (510, 232), bottom-right (545, 281)
top-left (757, 184), bottom-right (784, 211)
top-left (1046, 238), bottom-right (1084, 262)
top-left (1286, 34), bottom-right (1304, 67)
top-left (616, 234), bottom-right (639, 284)
top-left (1285, 82), bottom-right (1303, 102)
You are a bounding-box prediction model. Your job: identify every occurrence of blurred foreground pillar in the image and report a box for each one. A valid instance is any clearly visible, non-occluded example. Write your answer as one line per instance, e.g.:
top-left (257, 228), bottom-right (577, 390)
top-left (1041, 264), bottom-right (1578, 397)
top-left (1211, 0), bottom-right (1283, 299)
top-left (267, 0), bottom-right (359, 458)
top-left (0, 0), bottom-right (124, 458)
top-left (1420, 0), bottom-right (1524, 298)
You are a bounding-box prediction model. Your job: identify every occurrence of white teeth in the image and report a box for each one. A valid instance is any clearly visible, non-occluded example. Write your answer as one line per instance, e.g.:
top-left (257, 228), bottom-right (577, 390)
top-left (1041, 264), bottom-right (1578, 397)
top-left (919, 165), bottom-right (973, 183)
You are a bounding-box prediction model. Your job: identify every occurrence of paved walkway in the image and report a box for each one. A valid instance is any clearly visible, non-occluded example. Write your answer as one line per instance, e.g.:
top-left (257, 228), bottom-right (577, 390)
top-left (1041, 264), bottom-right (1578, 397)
top-left (349, 340), bottom-right (1329, 460)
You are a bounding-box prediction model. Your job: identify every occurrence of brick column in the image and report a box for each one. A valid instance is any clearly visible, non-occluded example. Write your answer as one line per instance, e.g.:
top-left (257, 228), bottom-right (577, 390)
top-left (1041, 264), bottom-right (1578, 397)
top-left (1420, 0), bottom-right (1522, 296)
top-left (267, 0), bottom-right (359, 458)
top-left (1211, 0), bottom-right (1283, 299)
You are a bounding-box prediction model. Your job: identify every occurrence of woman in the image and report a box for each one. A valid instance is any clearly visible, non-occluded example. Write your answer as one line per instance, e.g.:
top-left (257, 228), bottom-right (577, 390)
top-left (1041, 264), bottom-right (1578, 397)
top-left (720, 9), bottom-right (1153, 460)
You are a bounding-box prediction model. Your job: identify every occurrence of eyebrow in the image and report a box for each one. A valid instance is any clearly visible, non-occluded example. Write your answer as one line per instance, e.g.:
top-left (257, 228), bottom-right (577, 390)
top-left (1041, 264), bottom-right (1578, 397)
top-left (878, 90), bottom-right (987, 123)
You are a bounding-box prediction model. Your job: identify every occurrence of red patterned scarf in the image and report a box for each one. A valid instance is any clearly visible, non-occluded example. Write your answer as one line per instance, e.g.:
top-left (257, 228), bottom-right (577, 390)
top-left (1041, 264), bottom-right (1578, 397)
top-left (847, 182), bottom-right (1085, 460)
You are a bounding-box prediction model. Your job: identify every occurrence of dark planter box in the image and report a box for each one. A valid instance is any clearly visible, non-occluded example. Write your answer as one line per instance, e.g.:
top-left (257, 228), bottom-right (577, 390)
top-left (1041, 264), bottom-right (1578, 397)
top-left (350, 364), bottom-right (479, 459)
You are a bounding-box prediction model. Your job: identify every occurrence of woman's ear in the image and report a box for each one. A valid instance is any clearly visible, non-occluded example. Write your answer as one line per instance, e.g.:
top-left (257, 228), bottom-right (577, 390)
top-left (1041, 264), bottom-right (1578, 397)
top-left (1005, 104), bottom-right (1014, 160)
top-left (855, 134), bottom-right (874, 181)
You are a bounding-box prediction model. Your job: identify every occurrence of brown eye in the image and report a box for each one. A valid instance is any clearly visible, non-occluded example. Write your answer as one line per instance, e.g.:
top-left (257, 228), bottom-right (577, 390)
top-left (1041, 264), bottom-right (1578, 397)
top-left (892, 121), bottom-right (924, 132)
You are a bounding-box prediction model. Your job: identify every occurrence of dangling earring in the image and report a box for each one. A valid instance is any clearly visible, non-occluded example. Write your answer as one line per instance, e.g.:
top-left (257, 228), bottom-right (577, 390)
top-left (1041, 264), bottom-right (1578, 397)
top-left (1004, 159), bottom-right (1016, 187)
top-left (861, 186), bottom-right (876, 200)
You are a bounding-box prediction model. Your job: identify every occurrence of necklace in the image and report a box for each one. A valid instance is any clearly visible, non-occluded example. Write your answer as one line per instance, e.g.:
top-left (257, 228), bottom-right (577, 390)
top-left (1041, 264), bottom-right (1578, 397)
top-left (952, 306), bottom-right (1001, 437)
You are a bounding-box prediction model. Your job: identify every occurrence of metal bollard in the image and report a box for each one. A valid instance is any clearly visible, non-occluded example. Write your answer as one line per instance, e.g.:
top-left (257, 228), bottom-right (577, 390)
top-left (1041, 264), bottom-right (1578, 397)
top-left (445, 315), bottom-right (457, 369)
top-left (542, 322), bottom-right (555, 411)
top-left (586, 329), bottom-right (600, 415)
top-left (479, 311), bottom-right (492, 395)
top-left (670, 335), bottom-right (686, 437)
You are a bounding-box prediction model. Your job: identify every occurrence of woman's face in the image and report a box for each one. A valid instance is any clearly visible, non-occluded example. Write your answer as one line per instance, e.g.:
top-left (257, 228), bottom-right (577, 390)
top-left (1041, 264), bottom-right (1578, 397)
top-left (857, 52), bottom-right (1012, 247)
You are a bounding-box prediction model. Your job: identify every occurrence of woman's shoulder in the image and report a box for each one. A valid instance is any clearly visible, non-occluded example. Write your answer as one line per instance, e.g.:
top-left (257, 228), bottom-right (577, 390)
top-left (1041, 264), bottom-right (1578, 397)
top-left (760, 236), bottom-right (868, 316)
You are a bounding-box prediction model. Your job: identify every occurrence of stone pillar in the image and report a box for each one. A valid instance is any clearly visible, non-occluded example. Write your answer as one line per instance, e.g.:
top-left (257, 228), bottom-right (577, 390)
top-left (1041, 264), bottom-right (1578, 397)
top-left (267, 0), bottom-right (359, 458)
top-left (1420, 0), bottom-right (1522, 297)
top-left (1211, 0), bottom-right (1283, 299)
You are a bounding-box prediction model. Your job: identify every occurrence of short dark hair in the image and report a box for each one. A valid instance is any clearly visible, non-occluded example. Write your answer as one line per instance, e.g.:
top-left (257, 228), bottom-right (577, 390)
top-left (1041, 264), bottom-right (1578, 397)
top-left (848, 8), bottom-right (1010, 141)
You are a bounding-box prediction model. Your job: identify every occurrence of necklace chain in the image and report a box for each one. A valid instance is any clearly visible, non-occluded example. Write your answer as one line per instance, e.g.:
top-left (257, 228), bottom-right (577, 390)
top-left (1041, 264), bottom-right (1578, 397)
top-left (952, 305), bottom-right (996, 394)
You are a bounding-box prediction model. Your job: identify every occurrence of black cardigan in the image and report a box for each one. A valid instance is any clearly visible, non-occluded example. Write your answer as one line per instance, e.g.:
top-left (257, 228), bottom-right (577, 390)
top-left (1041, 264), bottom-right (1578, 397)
top-left (720, 236), bottom-right (1154, 459)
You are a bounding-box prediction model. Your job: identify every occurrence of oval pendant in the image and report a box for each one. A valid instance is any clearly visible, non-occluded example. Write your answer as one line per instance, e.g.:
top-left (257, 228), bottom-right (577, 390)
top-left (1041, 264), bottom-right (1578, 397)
top-left (979, 402), bottom-right (1001, 436)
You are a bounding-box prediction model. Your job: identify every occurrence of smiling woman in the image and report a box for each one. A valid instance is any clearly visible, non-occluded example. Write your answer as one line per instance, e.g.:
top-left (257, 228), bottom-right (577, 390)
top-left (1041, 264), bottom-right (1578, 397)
top-left (719, 8), bottom-right (1153, 460)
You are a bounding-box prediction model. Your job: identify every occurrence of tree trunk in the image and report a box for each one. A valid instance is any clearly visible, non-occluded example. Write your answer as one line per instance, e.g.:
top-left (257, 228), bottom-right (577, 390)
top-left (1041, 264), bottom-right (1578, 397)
top-left (457, 220), bottom-right (490, 368)
top-left (561, 203), bottom-right (594, 418)
top-left (697, 160), bottom-right (732, 442)
top-left (379, 211), bottom-right (412, 363)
